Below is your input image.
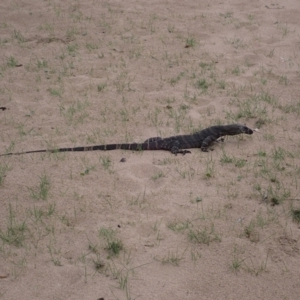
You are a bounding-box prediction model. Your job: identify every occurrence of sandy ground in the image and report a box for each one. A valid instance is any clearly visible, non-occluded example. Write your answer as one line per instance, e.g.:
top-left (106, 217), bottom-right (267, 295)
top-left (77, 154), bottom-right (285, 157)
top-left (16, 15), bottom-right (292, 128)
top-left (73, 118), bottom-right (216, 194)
top-left (1, 1), bottom-right (300, 299)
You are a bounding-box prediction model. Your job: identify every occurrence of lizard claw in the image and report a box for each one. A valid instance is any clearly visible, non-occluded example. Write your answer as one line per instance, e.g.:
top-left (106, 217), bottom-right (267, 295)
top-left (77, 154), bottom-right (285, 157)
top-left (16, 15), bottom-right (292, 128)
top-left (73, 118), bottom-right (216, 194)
top-left (180, 150), bottom-right (191, 155)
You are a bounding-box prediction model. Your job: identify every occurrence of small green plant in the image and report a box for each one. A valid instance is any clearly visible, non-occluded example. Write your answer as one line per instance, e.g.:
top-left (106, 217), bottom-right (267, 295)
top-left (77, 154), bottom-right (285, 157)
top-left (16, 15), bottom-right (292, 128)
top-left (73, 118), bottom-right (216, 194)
top-left (277, 22), bottom-right (290, 37)
top-left (267, 48), bottom-right (275, 58)
top-left (195, 78), bottom-right (209, 92)
top-left (255, 119), bottom-right (266, 128)
top-left (224, 37), bottom-right (246, 49)
top-left (99, 227), bottom-right (123, 257)
top-left (151, 171), bottom-right (165, 181)
top-left (0, 162), bottom-right (11, 186)
top-left (87, 238), bottom-right (99, 254)
top-left (231, 254), bottom-right (246, 273)
top-left (221, 11), bottom-right (233, 19)
top-left (243, 253), bottom-right (269, 276)
top-left (267, 184), bottom-right (290, 206)
top-left (257, 150), bottom-right (267, 157)
top-left (218, 80), bottom-right (226, 89)
top-left (244, 221), bottom-right (260, 243)
top-left (185, 37), bottom-right (196, 48)
top-left (159, 249), bottom-right (185, 266)
top-left (80, 164), bottom-right (96, 176)
top-left (92, 254), bottom-right (105, 271)
top-left (167, 24), bottom-right (174, 33)
top-left (291, 208), bottom-right (300, 223)
top-left (119, 108), bottom-right (129, 122)
top-left (100, 155), bottom-right (112, 171)
top-left (47, 203), bottom-right (56, 216)
top-left (66, 27), bottom-right (79, 39)
top-left (67, 43), bottom-right (78, 56)
top-left (48, 87), bottom-right (62, 97)
top-left (168, 220), bottom-right (190, 232)
top-left (260, 92), bottom-right (278, 106)
top-left (278, 100), bottom-right (300, 115)
top-left (204, 159), bottom-right (215, 179)
top-left (86, 43), bottom-right (99, 51)
top-left (191, 249), bottom-right (202, 261)
top-left (220, 151), bottom-right (233, 163)
top-left (272, 147), bottom-right (285, 161)
top-left (7, 56), bottom-right (18, 68)
top-left (28, 172), bottom-right (51, 200)
top-left (38, 23), bottom-right (54, 32)
top-left (188, 225), bottom-right (221, 245)
top-left (97, 83), bottom-right (107, 92)
top-left (59, 100), bottom-right (89, 125)
top-left (28, 205), bottom-right (44, 223)
top-left (106, 259), bottom-right (133, 297)
top-left (107, 240), bottom-right (123, 256)
top-left (248, 14), bottom-right (255, 22)
top-left (170, 72), bottom-right (185, 86)
top-left (3, 141), bottom-right (15, 155)
top-left (188, 228), bottom-right (210, 245)
top-left (279, 75), bottom-right (289, 86)
top-left (0, 204), bottom-right (27, 247)
top-left (230, 245), bottom-right (246, 273)
top-left (128, 189), bottom-right (149, 209)
top-left (12, 30), bottom-right (25, 42)
top-left (234, 159), bottom-right (246, 168)
top-left (232, 66), bottom-right (241, 76)
top-left (226, 96), bottom-right (268, 121)
top-left (16, 122), bottom-right (27, 136)
top-left (175, 164), bottom-right (195, 180)
top-left (37, 59), bottom-right (48, 69)
top-left (47, 243), bottom-right (62, 266)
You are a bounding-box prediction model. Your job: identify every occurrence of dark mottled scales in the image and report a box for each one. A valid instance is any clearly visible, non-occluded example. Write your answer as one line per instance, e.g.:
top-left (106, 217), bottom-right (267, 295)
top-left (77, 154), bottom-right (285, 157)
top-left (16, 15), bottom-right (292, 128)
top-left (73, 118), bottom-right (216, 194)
top-left (0, 124), bottom-right (253, 156)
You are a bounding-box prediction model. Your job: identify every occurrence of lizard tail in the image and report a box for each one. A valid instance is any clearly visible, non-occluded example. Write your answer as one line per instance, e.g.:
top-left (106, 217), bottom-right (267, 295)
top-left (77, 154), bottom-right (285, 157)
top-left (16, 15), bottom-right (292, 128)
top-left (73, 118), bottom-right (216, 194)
top-left (90, 143), bottom-right (147, 151)
top-left (51, 143), bottom-right (149, 152)
top-left (0, 143), bottom-right (149, 156)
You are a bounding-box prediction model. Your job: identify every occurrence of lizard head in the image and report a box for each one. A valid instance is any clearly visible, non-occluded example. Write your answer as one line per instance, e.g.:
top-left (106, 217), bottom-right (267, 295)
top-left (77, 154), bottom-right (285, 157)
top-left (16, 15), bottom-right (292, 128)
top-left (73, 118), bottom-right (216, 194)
top-left (236, 124), bottom-right (253, 135)
top-left (222, 124), bottom-right (253, 135)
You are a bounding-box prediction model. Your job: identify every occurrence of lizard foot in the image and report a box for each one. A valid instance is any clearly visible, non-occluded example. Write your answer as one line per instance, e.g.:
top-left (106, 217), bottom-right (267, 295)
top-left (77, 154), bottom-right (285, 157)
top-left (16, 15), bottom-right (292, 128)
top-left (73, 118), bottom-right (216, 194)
top-left (177, 150), bottom-right (191, 155)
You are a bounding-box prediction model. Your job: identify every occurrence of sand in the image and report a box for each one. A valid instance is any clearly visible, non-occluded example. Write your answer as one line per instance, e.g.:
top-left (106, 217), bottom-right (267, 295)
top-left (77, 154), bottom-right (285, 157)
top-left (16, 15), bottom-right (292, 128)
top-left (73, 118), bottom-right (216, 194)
top-left (1, 1), bottom-right (300, 299)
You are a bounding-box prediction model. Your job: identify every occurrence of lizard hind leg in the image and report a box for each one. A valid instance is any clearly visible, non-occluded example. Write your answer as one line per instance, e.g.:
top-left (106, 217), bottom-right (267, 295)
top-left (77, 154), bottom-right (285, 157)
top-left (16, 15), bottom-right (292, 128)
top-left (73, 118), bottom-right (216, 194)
top-left (170, 146), bottom-right (191, 155)
top-left (201, 135), bottom-right (217, 152)
top-left (170, 140), bottom-right (191, 155)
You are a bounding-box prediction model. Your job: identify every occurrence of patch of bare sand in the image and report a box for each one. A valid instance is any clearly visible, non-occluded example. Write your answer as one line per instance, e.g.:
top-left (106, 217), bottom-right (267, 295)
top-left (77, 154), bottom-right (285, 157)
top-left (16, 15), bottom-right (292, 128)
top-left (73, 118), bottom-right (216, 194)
top-left (1, 1), bottom-right (300, 299)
